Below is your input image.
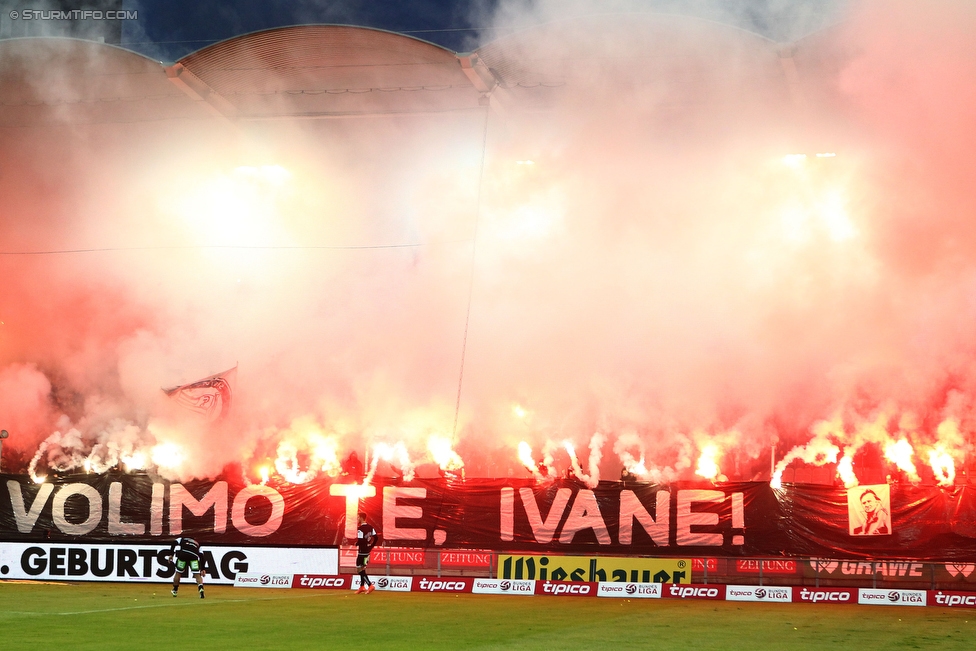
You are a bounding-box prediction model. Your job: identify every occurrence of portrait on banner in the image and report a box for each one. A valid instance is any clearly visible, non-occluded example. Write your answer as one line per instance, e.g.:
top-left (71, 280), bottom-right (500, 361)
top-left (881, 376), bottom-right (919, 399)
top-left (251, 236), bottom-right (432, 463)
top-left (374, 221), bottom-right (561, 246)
top-left (847, 484), bottom-right (891, 536)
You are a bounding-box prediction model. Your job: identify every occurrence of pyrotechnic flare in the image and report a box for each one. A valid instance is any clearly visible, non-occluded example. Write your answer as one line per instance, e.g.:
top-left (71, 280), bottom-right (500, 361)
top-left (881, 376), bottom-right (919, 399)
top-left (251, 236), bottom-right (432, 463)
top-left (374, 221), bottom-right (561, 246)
top-left (29, 425), bottom-right (85, 482)
top-left (564, 441), bottom-right (580, 472)
top-left (614, 430), bottom-right (691, 484)
top-left (928, 445), bottom-right (955, 486)
top-left (563, 433), bottom-right (606, 487)
top-left (364, 441), bottom-right (414, 484)
top-left (587, 433), bottom-right (605, 485)
top-left (151, 442), bottom-right (186, 474)
top-left (427, 435), bottom-right (464, 474)
top-left (614, 433), bottom-right (649, 479)
top-left (771, 419), bottom-right (843, 488)
top-left (541, 440), bottom-right (558, 477)
top-left (883, 438), bottom-right (919, 483)
top-left (264, 418), bottom-right (342, 484)
top-left (695, 443), bottom-right (722, 482)
top-left (517, 441), bottom-right (550, 481)
top-left (122, 451), bottom-right (147, 471)
top-left (927, 419), bottom-right (964, 485)
top-left (2, 0), bottom-right (975, 487)
top-left (692, 430), bottom-right (738, 482)
top-left (517, 441), bottom-right (534, 468)
top-left (274, 441), bottom-right (312, 484)
top-left (837, 454), bottom-right (858, 488)
top-left (829, 414), bottom-right (895, 487)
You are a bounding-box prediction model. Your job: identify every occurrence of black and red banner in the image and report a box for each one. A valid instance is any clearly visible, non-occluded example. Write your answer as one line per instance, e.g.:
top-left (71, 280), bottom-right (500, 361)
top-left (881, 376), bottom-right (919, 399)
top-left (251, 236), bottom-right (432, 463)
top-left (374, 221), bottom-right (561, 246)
top-left (4, 473), bottom-right (976, 560)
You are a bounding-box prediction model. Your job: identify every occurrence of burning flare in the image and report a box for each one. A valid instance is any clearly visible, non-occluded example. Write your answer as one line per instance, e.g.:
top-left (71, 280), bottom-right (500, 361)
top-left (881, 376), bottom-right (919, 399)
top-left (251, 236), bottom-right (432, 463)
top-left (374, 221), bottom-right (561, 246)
top-left (563, 433), bottom-right (606, 488)
top-left (883, 438), bottom-right (919, 483)
top-left (427, 435), bottom-right (464, 473)
top-left (771, 419), bottom-right (842, 489)
top-left (518, 441), bottom-right (550, 481)
top-left (695, 443), bottom-right (722, 482)
top-left (364, 441), bottom-right (414, 484)
top-left (837, 454), bottom-right (858, 488)
top-left (151, 442), bottom-right (185, 472)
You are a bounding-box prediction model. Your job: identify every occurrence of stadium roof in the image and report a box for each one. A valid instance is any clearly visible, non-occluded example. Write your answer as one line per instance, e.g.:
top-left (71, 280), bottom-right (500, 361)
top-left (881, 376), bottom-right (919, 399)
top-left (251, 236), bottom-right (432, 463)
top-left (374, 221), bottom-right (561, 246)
top-left (0, 16), bottom-right (848, 128)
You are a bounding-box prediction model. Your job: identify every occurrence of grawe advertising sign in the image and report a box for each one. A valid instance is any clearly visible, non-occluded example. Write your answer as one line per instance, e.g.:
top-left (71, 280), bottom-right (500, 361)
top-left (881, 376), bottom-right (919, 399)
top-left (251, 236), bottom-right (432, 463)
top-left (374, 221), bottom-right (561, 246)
top-left (808, 559), bottom-right (927, 579)
top-left (944, 563), bottom-right (976, 580)
top-left (0, 542), bottom-right (337, 584)
top-left (7, 474), bottom-right (976, 560)
top-left (807, 559), bottom-right (976, 585)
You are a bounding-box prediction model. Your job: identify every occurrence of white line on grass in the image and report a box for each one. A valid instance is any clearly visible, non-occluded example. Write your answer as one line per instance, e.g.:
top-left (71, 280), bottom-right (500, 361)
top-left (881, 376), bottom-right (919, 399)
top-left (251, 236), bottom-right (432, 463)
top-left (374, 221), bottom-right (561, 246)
top-left (1, 591), bottom-right (333, 617)
top-left (4, 601), bottom-right (235, 617)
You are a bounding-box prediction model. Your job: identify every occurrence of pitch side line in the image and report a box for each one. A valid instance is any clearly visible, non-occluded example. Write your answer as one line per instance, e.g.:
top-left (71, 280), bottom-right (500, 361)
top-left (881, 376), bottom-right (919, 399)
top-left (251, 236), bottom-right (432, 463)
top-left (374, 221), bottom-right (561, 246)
top-left (0, 592), bottom-right (332, 617)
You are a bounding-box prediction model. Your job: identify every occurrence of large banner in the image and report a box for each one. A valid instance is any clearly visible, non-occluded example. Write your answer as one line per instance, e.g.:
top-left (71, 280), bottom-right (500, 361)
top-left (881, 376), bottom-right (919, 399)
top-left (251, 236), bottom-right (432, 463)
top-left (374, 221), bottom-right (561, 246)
top-left (4, 473), bottom-right (976, 560)
top-left (0, 542), bottom-right (337, 584)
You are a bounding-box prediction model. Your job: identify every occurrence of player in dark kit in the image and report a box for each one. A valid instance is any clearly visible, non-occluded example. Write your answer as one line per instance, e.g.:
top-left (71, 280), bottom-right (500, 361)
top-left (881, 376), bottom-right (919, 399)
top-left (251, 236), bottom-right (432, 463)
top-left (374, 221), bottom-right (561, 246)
top-left (167, 536), bottom-right (206, 599)
top-left (355, 513), bottom-right (378, 594)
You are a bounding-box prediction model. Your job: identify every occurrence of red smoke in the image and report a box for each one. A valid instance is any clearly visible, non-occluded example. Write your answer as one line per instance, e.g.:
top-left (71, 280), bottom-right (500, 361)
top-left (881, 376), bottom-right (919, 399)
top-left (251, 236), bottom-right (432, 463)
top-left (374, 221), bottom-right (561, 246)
top-left (1, 1), bottom-right (975, 487)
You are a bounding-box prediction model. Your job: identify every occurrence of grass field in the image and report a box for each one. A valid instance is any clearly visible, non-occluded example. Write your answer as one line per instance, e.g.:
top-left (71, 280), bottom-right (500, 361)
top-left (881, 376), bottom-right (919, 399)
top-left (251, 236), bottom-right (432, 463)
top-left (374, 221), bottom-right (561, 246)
top-left (1, 581), bottom-right (973, 650)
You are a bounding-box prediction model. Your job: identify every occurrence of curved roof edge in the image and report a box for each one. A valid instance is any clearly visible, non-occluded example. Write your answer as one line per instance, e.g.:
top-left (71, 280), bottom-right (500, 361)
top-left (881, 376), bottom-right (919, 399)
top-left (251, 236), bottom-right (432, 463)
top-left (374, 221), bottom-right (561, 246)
top-left (1, 14), bottom-right (811, 67)
top-left (790, 18), bottom-right (849, 47)
top-left (0, 35), bottom-right (170, 66)
top-left (175, 23), bottom-right (461, 64)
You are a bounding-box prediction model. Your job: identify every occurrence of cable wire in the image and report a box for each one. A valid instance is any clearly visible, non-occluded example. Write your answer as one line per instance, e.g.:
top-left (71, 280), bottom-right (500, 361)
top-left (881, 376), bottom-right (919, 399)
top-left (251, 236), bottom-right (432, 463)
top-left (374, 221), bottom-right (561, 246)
top-left (452, 105), bottom-right (492, 437)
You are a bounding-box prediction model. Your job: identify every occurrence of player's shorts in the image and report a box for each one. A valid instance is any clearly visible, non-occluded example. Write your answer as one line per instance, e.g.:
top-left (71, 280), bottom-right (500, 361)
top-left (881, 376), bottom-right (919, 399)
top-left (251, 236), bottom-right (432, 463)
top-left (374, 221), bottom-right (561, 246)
top-left (175, 552), bottom-right (200, 573)
top-left (356, 553), bottom-right (370, 569)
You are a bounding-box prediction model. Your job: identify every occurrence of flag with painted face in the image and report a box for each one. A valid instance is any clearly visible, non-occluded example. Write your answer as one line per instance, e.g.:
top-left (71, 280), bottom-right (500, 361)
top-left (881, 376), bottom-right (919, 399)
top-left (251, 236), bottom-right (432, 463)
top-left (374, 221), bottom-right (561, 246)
top-left (162, 366), bottom-right (236, 422)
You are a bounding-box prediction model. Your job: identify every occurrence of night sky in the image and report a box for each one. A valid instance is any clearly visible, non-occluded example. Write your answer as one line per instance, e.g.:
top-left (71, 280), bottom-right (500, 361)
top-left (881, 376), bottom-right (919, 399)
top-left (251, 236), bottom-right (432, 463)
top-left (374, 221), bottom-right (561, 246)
top-left (121, 0), bottom-right (497, 59)
top-left (0, 0), bottom-right (841, 60)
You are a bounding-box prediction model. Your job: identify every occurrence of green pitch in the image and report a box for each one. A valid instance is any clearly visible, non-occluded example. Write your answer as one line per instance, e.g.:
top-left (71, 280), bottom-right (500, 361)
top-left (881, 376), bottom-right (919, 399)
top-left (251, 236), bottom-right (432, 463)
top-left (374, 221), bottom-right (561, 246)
top-left (0, 582), bottom-right (972, 650)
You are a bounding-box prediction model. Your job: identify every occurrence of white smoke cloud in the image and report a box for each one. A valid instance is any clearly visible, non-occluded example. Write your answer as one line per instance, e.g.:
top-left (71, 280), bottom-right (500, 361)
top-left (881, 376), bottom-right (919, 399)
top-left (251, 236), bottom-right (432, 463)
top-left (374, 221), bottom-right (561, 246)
top-left (2, 0), bottom-right (975, 487)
